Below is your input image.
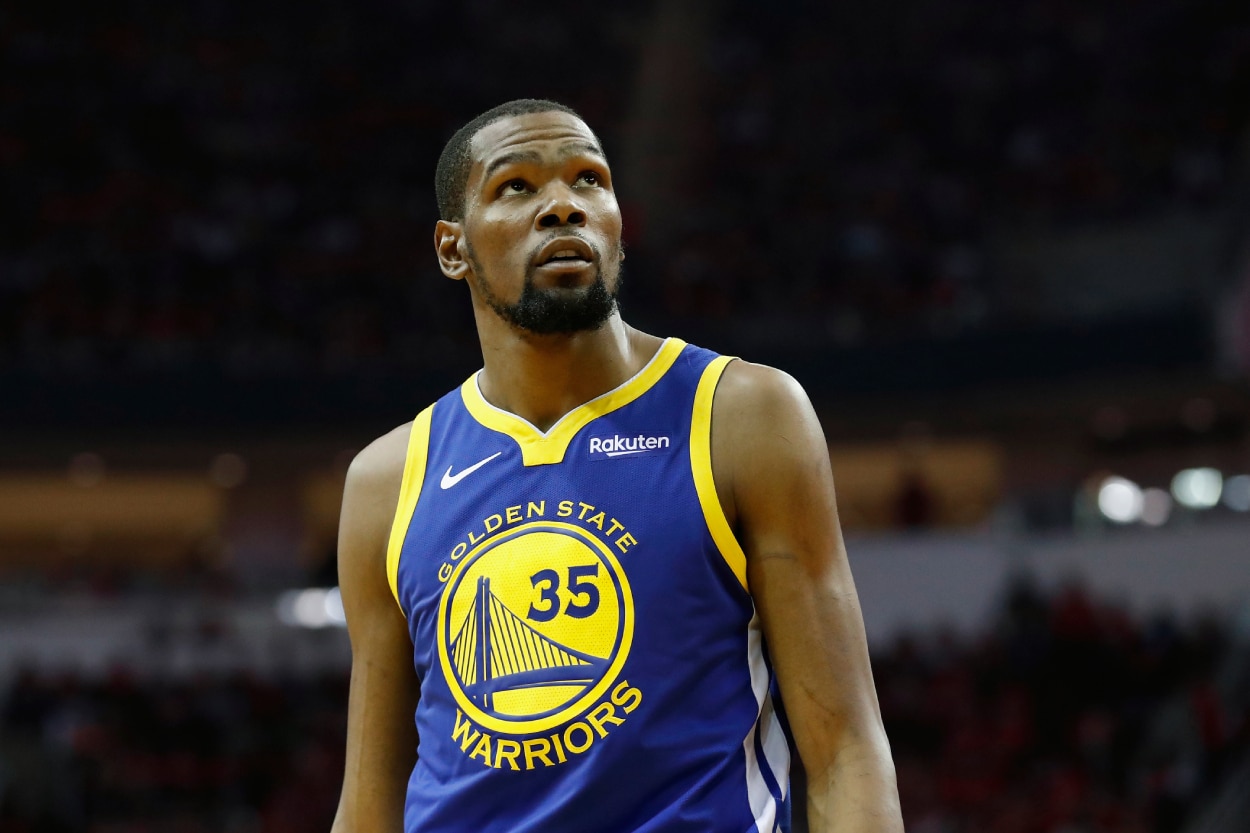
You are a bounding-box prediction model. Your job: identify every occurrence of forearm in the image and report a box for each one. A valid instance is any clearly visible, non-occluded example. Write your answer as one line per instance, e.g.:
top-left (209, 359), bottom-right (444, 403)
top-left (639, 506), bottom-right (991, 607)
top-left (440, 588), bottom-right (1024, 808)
top-left (805, 737), bottom-right (903, 833)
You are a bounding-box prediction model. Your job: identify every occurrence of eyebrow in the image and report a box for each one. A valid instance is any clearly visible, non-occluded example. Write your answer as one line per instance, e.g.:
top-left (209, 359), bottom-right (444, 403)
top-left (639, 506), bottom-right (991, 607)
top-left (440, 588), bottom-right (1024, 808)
top-left (481, 141), bottom-right (606, 184)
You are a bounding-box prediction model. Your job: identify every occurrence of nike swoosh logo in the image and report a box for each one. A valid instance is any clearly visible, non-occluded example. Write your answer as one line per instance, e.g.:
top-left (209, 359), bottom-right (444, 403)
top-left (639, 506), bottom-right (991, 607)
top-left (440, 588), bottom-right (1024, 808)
top-left (440, 452), bottom-right (503, 490)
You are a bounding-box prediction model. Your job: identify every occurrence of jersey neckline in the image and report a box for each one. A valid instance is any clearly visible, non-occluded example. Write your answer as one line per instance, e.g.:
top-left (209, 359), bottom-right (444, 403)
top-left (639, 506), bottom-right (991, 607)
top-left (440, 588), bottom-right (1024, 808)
top-left (459, 337), bottom-right (687, 467)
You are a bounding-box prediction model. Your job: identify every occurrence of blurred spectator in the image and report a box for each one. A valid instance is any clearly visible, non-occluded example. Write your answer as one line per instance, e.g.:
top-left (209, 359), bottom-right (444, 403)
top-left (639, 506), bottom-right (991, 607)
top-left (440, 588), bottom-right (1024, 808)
top-left (894, 469), bottom-right (936, 529)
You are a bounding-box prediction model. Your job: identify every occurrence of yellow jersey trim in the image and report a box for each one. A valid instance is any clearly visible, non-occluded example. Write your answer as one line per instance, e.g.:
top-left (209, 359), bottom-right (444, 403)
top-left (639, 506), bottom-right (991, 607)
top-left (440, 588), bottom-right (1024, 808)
top-left (691, 356), bottom-right (748, 592)
top-left (386, 405), bottom-right (434, 612)
top-left (458, 337), bottom-right (687, 467)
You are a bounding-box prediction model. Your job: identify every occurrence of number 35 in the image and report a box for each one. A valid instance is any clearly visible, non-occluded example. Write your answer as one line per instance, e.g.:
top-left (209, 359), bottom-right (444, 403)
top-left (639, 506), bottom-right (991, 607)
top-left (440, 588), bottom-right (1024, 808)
top-left (527, 565), bottom-right (600, 622)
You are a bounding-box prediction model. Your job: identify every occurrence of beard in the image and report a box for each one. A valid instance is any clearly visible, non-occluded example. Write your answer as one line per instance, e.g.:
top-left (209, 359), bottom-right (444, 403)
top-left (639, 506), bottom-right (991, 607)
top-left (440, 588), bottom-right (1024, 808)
top-left (467, 242), bottom-right (622, 335)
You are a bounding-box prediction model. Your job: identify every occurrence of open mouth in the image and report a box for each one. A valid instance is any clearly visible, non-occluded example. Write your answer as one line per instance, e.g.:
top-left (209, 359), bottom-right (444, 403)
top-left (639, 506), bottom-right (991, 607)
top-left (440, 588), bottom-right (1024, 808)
top-left (535, 238), bottom-right (595, 267)
top-left (542, 249), bottom-right (590, 264)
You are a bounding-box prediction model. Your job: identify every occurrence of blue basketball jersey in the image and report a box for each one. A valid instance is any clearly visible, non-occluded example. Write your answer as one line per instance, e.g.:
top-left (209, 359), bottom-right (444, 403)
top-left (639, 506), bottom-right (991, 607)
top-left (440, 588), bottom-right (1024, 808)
top-left (386, 338), bottom-right (791, 832)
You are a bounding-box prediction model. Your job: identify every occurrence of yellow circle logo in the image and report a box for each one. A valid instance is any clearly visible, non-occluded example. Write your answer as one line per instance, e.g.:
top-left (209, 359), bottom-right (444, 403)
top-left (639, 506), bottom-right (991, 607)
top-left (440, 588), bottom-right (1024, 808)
top-left (436, 521), bottom-right (634, 734)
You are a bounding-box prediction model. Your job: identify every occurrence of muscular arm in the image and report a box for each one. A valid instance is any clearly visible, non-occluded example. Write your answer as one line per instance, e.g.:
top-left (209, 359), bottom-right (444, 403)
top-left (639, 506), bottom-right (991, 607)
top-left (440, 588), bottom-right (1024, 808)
top-left (332, 425), bottom-right (421, 833)
top-left (712, 363), bottom-right (902, 833)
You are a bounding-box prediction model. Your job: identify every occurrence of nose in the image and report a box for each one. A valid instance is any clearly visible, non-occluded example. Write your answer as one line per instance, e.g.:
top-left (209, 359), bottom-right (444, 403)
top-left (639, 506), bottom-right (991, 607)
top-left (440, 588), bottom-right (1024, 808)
top-left (536, 185), bottom-right (587, 229)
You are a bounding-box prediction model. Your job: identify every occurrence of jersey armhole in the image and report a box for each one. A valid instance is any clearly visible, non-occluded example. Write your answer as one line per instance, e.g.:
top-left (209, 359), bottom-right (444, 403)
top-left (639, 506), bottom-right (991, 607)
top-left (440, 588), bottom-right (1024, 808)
top-left (385, 404), bottom-right (435, 614)
top-left (690, 356), bottom-right (749, 593)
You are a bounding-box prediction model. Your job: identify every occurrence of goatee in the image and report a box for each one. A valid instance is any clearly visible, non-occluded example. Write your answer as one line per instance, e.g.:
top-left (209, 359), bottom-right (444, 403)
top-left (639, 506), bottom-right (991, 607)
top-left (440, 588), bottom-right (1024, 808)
top-left (469, 247), bottom-right (622, 335)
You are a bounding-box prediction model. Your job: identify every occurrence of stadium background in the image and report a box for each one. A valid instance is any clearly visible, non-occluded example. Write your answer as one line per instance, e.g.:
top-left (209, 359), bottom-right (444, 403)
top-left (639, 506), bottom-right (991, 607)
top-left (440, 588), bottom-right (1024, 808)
top-left (2, 0), bottom-right (1249, 830)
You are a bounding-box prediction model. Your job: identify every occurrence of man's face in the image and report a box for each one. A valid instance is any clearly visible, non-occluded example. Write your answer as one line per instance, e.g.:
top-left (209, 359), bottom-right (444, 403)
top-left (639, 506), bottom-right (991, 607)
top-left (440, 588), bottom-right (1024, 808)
top-left (451, 111), bottom-right (624, 335)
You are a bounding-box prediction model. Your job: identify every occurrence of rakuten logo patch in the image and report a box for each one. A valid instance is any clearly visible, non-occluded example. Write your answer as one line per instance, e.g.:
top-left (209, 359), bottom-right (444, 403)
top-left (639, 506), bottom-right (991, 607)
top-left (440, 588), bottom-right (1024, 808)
top-left (588, 434), bottom-right (671, 459)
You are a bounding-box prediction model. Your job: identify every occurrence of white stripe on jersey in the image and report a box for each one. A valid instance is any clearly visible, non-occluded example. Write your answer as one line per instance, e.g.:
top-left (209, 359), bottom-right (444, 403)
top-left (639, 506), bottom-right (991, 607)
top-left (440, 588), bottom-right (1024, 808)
top-left (743, 612), bottom-right (789, 833)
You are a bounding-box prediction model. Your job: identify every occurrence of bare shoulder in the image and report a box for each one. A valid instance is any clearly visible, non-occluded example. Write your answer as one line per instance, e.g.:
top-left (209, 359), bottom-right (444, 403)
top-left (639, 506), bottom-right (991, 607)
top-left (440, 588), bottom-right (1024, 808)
top-left (713, 359), bottom-right (826, 464)
top-left (339, 421), bottom-right (413, 577)
top-left (713, 359), bottom-right (814, 427)
top-left (709, 360), bottom-right (829, 528)
top-left (344, 421), bottom-right (412, 502)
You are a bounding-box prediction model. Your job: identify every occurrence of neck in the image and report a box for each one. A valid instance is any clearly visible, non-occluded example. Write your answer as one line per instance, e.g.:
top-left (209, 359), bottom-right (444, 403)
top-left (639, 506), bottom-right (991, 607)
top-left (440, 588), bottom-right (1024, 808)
top-left (473, 310), bottom-right (662, 432)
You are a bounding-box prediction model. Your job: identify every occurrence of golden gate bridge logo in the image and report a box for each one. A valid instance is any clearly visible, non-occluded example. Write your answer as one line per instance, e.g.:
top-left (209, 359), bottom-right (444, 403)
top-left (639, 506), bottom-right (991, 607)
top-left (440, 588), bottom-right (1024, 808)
top-left (449, 576), bottom-right (609, 713)
top-left (437, 522), bottom-right (634, 735)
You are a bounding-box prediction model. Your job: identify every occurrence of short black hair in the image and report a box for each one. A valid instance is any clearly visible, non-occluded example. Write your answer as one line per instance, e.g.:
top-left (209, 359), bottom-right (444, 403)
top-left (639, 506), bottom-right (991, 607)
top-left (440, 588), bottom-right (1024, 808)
top-left (434, 98), bottom-right (590, 222)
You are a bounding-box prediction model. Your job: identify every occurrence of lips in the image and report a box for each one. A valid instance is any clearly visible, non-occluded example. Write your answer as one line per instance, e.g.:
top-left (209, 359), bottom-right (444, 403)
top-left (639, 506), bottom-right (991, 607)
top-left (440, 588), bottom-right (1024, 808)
top-left (535, 237), bottom-right (595, 267)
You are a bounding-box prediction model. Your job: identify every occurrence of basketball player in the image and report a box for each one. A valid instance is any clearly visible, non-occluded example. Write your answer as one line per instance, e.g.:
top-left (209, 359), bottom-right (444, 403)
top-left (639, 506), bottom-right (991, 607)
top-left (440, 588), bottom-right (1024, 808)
top-left (332, 100), bottom-right (902, 833)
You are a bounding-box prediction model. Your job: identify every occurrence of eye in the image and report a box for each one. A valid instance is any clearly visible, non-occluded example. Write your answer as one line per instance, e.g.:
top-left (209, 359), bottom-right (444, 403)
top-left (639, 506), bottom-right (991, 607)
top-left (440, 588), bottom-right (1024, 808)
top-left (575, 171), bottom-right (602, 187)
top-left (500, 178), bottom-right (531, 195)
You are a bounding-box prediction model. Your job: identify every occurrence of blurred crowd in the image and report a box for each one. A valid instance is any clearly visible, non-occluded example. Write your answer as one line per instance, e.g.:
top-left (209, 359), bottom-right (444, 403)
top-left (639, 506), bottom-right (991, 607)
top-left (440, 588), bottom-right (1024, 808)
top-left (1, 0), bottom-right (1246, 377)
top-left (0, 670), bottom-right (347, 833)
top-left (683, 0), bottom-right (1245, 341)
top-left (0, 583), bottom-right (1245, 833)
top-left (880, 582), bottom-right (1249, 833)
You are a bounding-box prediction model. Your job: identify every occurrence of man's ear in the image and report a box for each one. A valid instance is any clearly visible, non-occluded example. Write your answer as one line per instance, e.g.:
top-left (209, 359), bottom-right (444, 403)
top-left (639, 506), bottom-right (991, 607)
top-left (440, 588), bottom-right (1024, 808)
top-left (435, 220), bottom-right (470, 281)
